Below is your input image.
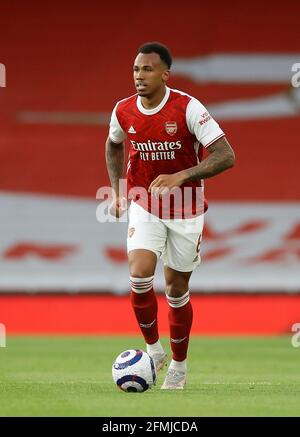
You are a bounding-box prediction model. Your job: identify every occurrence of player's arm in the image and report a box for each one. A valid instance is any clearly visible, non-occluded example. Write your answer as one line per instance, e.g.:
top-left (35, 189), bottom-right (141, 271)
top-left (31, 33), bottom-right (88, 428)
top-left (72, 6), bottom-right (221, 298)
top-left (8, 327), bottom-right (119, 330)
top-left (179, 136), bottom-right (235, 183)
top-left (106, 103), bottom-right (127, 217)
top-left (148, 136), bottom-right (234, 195)
top-left (105, 136), bottom-right (125, 195)
top-left (149, 100), bottom-right (235, 195)
top-left (105, 136), bottom-right (126, 218)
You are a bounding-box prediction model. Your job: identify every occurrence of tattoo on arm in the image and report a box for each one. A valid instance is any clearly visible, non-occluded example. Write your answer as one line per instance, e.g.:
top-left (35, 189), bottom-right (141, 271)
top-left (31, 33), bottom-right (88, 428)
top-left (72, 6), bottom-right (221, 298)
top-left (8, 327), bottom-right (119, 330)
top-left (182, 137), bottom-right (235, 183)
top-left (105, 137), bottom-right (125, 195)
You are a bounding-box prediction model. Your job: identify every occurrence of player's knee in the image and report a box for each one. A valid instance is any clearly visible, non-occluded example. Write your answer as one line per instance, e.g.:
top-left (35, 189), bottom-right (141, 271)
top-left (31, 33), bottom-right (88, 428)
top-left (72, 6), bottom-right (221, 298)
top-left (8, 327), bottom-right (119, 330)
top-left (130, 269), bottom-right (153, 278)
top-left (129, 260), bottom-right (154, 278)
top-left (128, 250), bottom-right (156, 278)
top-left (165, 283), bottom-right (189, 298)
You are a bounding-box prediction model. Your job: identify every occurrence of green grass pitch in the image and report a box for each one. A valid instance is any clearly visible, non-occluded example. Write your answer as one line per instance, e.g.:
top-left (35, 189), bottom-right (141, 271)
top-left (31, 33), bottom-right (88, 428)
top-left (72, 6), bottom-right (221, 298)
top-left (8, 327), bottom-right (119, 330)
top-left (0, 336), bottom-right (299, 416)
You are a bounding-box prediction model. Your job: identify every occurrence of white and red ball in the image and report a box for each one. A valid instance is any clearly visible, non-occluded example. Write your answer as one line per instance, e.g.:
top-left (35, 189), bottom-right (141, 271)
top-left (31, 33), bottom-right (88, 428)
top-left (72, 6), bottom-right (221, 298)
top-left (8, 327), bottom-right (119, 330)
top-left (112, 349), bottom-right (157, 392)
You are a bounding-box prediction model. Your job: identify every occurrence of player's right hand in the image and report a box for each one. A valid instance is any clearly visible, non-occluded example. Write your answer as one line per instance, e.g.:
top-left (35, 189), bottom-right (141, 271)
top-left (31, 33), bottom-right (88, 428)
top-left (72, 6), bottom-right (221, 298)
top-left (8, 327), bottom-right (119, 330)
top-left (109, 196), bottom-right (127, 218)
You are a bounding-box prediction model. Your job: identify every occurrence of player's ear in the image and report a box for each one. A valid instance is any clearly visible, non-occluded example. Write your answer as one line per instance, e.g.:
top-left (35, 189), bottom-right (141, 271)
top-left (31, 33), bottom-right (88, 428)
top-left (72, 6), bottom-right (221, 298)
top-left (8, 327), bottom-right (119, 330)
top-left (162, 69), bottom-right (170, 83)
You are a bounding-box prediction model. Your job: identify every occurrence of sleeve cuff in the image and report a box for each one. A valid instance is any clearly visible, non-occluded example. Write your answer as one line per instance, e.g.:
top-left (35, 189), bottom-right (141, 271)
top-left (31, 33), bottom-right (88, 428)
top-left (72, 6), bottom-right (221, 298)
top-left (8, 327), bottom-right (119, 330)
top-left (202, 133), bottom-right (225, 148)
top-left (109, 134), bottom-right (124, 144)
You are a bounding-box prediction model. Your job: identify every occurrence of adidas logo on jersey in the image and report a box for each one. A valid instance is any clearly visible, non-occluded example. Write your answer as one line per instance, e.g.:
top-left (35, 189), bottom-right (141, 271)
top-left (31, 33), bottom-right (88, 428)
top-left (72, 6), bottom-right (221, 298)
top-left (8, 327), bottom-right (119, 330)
top-left (128, 126), bottom-right (136, 134)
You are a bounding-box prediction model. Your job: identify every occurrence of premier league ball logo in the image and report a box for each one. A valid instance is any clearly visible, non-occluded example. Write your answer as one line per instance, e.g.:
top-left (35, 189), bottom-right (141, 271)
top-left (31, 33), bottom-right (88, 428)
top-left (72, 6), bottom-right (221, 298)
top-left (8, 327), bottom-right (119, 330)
top-left (112, 349), bottom-right (157, 392)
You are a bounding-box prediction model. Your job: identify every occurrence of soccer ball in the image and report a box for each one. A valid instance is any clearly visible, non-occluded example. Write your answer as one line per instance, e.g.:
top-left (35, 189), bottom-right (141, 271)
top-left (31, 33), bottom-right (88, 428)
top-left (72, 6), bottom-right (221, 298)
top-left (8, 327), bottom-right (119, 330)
top-left (112, 349), bottom-right (157, 392)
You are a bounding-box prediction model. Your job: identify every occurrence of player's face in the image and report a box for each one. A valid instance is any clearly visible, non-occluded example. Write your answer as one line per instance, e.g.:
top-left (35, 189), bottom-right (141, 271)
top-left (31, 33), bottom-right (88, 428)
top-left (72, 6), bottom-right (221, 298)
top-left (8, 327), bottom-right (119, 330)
top-left (133, 53), bottom-right (169, 97)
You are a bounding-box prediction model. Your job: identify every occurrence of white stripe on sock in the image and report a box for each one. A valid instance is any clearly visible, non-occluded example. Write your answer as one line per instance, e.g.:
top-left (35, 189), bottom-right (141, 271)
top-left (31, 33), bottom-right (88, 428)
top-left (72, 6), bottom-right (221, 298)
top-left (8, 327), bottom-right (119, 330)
top-left (166, 290), bottom-right (190, 308)
top-left (130, 276), bottom-right (154, 283)
top-left (130, 276), bottom-right (154, 294)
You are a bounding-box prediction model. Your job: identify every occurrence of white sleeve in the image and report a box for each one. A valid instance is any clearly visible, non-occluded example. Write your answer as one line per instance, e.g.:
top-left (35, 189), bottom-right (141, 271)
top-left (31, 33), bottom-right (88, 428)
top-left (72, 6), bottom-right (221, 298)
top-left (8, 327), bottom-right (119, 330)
top-left (109, 103), bottom-right (126, 144)
top-left (186, 98), bottom-right (225, 148)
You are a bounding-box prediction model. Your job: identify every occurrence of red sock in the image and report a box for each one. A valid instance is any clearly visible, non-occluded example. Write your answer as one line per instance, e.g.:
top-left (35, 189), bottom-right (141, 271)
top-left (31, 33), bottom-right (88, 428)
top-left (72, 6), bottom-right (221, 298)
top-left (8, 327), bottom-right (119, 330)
top-left (130, 276), bottom-right (159, 345)
top-left (166, 290), bottom-right (193, 362)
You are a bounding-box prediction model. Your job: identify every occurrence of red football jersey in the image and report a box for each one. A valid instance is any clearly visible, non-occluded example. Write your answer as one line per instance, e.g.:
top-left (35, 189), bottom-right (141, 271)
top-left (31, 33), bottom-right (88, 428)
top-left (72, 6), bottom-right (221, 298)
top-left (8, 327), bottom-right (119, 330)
top-left (109, 87), bottom-right (225, 219)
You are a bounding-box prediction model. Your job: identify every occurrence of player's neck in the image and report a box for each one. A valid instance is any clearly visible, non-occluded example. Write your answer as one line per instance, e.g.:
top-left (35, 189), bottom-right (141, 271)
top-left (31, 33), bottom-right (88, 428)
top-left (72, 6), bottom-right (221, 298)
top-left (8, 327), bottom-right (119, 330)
top-left (140, 86), bottom-right (167, 110)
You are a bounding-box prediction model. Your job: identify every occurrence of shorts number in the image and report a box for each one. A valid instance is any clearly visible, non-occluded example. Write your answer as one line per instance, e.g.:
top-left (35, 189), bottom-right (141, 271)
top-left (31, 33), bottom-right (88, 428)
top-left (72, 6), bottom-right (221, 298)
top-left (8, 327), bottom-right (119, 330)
top-left (196, 234), bottom-right (202, 253)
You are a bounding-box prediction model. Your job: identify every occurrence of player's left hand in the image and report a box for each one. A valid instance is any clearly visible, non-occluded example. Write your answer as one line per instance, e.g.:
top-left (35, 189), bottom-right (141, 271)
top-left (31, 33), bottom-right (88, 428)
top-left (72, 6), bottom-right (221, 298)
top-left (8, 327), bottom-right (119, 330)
top-left (148, 172), bottom-right (186, 198)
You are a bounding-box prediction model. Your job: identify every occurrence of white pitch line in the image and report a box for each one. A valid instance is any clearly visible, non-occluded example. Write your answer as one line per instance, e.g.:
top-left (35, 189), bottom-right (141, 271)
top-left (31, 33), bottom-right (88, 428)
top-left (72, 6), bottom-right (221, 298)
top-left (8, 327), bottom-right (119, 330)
top-left (11, 380), bottom-right (282, 386)
top-left (201, 381), bottom-right (279, 385)
top-left (8, 380), bottom-right (107, 384)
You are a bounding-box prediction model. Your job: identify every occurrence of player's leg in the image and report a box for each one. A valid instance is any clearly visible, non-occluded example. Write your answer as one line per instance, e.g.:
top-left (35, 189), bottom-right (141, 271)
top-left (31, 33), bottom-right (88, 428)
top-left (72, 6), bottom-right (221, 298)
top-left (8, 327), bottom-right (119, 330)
top-left (127, 202), bottom-right (167, 371)
top-left (160, 213), bottom-right (204, 389)
top-left (161, 267), bottom-right (192, 389)
top-left (129, 248), bottom-right (158, 345)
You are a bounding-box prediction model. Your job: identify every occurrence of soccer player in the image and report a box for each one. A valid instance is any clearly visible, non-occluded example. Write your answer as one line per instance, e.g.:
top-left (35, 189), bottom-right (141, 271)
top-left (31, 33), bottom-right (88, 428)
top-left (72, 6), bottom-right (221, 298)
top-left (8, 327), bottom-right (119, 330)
top-left (105, 42), bottom-right (235, 389)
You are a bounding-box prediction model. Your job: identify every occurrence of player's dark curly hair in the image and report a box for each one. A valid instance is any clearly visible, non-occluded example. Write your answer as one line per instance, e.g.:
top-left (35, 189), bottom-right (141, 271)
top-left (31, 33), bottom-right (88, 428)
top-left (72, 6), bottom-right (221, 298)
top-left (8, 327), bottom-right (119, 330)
top-left (137, 42), bottom-right (172, 69)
